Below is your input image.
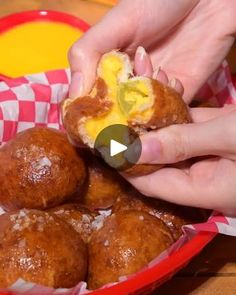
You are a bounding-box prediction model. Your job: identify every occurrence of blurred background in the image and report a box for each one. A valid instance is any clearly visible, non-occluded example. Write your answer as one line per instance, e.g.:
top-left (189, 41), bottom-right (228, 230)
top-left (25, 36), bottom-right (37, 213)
top-left (0, 0), bottom-right (235, 75)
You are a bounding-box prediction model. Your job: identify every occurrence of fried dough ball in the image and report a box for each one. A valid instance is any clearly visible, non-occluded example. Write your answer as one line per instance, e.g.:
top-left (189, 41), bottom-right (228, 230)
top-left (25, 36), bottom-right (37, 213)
top-left (48, 203), bottom-right (96, 243)
top-left (82, 154), bottom-right (127, 209)
top-left (88, 210), bottom-right (174, 289)
top-left (113, 190), bottom-right (207, 241)
top-left (62, 50), bottom-right (191, 176)
top-left (0, 209), bottom-right (87, 288)
top-left (0, 127), bottom-right (86, 211)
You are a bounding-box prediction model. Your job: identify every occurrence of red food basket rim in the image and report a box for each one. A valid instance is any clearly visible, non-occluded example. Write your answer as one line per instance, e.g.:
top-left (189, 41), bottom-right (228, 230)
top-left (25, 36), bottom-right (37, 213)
top-left (0, 10), bottom-right (90, 79)
top-left (0, 10), bottom-right (90, 34)
top-left (0, 10), bottom-right (217, 295)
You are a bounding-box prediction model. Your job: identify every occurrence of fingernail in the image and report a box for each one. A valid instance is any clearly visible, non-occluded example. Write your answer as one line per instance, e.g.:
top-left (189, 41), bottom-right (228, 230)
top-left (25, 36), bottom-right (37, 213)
top-left (137, 46), bottom-right (146, 60)
top-left (69, 71), bottom-right (83, 98)
top-left (169, 78), bottom-right (176, 89)
top-left (135, 46), bottom-right (153, 77)
top-left (139, 137), bottom-right (162, 164)
top-left (153, 67), bottom-right (161, 79)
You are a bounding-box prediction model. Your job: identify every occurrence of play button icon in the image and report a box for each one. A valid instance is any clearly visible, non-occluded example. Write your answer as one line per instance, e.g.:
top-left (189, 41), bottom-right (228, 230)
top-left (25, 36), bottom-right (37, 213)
top-left (110, 140), bottom-right (127, 157)
top-left (94, 124), bottom-right (142, 171)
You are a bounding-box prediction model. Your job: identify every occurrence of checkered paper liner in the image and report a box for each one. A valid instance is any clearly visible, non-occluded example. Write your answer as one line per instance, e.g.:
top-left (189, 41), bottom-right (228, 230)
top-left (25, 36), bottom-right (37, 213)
top-left (0, 69), bottom-right (70, 145)
top-left (0, 62), bottom-right (236, 294)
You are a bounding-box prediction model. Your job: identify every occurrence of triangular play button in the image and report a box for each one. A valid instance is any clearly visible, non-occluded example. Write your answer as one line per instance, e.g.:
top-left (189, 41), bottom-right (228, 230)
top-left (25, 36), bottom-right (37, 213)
top-left (94, 124), bottom-right (142, 171)
top-left (110, 139), bottom-right (127, 157)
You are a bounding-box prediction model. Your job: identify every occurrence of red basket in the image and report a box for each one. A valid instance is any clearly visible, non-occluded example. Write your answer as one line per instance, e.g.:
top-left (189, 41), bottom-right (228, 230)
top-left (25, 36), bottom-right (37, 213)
top-left (0, 10), bottom-right (90, 79)
top-left (0, 10), bottom-right (217, 295)
top-left (0, 10), bottom-right (90, 34)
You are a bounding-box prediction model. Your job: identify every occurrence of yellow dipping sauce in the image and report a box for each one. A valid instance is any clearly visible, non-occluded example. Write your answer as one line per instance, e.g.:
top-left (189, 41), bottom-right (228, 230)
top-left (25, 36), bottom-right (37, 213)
top-left (0, 21), bottom-right (83, 77)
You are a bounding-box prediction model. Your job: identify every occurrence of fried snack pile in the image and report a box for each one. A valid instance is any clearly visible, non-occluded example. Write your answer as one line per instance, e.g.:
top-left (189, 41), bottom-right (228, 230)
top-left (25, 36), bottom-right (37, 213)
top-left (0, 127), bottom-right (86, 211)
top-left (0, 127), bottom-right (207, 290)
top-left (62, 50), bottom-right (191, 175)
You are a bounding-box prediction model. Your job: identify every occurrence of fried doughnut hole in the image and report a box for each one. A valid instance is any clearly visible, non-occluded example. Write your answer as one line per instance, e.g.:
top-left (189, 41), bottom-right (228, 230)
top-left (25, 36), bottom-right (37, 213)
top-left (88, 210), bottom-right (174, 289)
top-left (0, 127), bottom-right (86, 210)
top-left (0, 209), bottom-right (87, 288)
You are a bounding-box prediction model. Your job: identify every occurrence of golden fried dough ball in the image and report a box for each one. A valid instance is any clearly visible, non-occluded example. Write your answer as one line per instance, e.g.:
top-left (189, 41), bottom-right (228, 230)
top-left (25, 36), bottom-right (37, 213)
top-left (62, 50), bottom-right (191, 176)
top-left (113, 190), bottom-right (207, 240)
top-left (48, 203), bottom-right (97, 243)
top-left (0, 209), bottom-right (87, 288)
top-left (81, 154), bottom-right (127, 209)
top-left (88, 210), bottom-right (174, 289)
top-left (0, 127), bottom-right (86, 211)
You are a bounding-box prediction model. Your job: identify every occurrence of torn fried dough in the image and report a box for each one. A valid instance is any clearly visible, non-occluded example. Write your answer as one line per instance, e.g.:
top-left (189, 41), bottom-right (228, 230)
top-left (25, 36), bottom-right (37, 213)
top-left (62, 51), bottom-right (191, 175)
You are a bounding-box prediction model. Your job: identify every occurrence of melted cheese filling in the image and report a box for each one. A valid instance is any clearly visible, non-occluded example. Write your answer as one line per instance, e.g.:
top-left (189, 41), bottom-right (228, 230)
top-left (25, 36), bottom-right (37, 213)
top-left (0, 21), bottom-right (82, 77)
top-left (85, 54), bottom-right (154, 140)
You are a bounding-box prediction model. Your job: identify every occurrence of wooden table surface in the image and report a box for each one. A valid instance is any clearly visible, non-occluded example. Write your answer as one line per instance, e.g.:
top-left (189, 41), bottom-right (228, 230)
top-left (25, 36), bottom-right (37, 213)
top-left (0, 1), bottom-right (236, 294)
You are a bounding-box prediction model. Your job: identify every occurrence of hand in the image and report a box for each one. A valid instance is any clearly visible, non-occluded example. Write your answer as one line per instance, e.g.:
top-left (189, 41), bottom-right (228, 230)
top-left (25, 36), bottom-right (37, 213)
top-left (125, 104), bottom-right (236, 214)
top-left (68, 0), bottom-right (236, 103)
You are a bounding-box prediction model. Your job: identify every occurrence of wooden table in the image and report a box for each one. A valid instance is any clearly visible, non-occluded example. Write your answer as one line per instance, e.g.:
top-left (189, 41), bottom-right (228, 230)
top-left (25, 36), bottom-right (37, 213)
top-left (0, 1), bottom-right (236, 294)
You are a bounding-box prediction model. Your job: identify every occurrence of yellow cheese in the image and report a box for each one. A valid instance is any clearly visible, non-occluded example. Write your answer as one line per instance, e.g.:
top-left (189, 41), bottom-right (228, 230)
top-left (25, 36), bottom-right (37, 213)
top-left (85, 55), bottom-right (127, 140)
top-left (85, 54), bottom-right (154, 140)
top-left (0, 21), bottom-right (82, 77)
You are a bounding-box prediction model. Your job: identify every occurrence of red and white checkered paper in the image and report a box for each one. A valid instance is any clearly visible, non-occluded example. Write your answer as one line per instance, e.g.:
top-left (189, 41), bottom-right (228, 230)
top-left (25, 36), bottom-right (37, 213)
top-left (0, 62), bottom-right (236, 294)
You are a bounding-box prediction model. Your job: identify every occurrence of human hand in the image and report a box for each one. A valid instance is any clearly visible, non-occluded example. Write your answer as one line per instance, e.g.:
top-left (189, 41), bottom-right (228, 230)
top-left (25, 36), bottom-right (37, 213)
top-left (125, 104), bottom-right (236, 215)
top-left (68, 0), bottom-right (236, 103)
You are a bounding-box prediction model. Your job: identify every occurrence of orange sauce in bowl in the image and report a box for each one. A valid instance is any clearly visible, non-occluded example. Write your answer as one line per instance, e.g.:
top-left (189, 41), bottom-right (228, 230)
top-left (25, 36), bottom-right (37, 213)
top-left (0, 21), bottom-right (83, 77)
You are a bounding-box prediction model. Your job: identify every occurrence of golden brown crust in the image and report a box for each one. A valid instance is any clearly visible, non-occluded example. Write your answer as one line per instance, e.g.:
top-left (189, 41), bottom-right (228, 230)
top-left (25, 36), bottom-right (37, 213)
top-left (80, 153), bottom-right (128, 209)
top-left (123, 163), bottom-right (163, 177)
top-left (48, 203), bottom-right (97, 243)
top-left (0, 127), bottom-right (86, 211)
top-left (62, 78), bottom-right (112, 146)
top-left (0, 210), bottom-right (87, 288)
top-left (88, 210), bottom-right (173, 289)
top-left (113, 189), bottom-right (207, 241)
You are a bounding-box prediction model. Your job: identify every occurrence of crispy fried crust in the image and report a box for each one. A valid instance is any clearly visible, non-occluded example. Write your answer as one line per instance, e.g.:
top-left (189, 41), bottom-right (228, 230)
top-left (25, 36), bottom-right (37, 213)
top-left (62, 78), bottom-right (112, 146)
top-left (88, 210), bottom-right (174, 289)
top-left (0, 127), bottom-right (86, 210)
top-left (113, 189), bottom-right (208, 241)
top-left (0, 210), bottom-right (87, 288)
top-left (125, 80), bottom-right (191, 176)
top-left (48, 203), bottom-right (97, 243)
top-left (81, 153), bottom-right (128, 209)
top-left (123, 163), bottom-right (163, 176)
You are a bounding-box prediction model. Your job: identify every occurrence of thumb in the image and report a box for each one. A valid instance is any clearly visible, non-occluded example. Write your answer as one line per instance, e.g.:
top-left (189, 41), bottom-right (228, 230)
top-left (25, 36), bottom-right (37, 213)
top-left (68, 4), bottom-right (135, 98)
top-left (68, 38), bottom-right (100, 98)
top-left (139, 111), bottom-right (236, 164)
